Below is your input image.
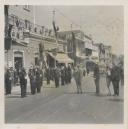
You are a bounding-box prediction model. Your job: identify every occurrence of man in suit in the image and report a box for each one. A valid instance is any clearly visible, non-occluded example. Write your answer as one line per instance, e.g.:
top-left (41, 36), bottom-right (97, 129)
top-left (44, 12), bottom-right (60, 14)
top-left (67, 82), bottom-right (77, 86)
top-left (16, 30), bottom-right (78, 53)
top-left (93, 62), bottom-right (100, 95)
top-left (61, 66), bottom-right (65, 86)
top-left (5, 68), bottom-right (12, 95)
top-left (35, 66), bottom-right (41, 93)
top-left (67, 64), bottom-right (72, 84)
top-left (111, 63), bottom-right (121, 96)
top-left (45, 66), bottom-right (51, 85)
top-left (106, 66), bottom-right (112, 96)
top-left (54, 66), bottom-right (60, 88)
top-left (28, 66), bottom-right (36, 95)
top-left (73, 65), bottom-right (83, 94)
top-left (19, 68), bottom-right (27, 98)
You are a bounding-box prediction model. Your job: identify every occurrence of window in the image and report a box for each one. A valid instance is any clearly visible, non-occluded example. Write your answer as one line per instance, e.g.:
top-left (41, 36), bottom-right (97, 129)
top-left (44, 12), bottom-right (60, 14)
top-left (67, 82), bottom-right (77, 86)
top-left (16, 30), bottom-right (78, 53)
top-left (23, 5), bottom-right (30, 11)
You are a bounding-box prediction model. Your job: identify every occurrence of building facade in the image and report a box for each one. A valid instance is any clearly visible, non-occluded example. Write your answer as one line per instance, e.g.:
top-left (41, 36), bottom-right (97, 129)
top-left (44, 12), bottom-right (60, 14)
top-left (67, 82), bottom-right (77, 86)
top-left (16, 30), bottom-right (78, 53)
top-left (5, 5), bottom-right (72, 71)
top-left (58, 30), bottom-right (86, 66)
top-left (58, 30), bottom-right (99, 69)
top-left (5, 5), bottom-right (34, 70)
top-left (95, 43), bottom-right (112, 72)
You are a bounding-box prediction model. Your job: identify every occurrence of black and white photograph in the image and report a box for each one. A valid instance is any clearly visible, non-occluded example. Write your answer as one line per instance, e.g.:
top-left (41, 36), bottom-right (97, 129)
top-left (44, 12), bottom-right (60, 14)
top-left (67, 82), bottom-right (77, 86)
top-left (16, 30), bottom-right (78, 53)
top-left (3, 4), bottom-right (125, 125)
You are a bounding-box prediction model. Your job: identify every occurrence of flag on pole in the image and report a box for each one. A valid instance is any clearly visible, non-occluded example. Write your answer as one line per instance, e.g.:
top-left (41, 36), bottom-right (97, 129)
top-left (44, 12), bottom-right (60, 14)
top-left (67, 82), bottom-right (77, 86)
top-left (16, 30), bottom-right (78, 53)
top-left (99, 43), bottom-right (105, 55)
top-left (39, 42), bottom-right (45, 68)
top-left (71, 32), bottom-right (76, 65)
top-left (52, 21), bottom-right (59, 38)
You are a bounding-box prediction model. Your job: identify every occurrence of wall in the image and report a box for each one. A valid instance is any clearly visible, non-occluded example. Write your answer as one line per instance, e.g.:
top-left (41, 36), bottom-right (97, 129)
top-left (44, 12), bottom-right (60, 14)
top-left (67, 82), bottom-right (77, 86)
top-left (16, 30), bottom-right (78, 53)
top-left (8, 5), bottom-right (34, 22)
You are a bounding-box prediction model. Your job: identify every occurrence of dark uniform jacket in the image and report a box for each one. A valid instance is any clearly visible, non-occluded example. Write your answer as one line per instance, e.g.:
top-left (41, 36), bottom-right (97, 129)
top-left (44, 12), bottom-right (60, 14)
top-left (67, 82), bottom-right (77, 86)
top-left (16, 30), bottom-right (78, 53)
top-left (111, 66), bottom-right (120, 81)
top-left (94, 64), bottom-right (100, 79)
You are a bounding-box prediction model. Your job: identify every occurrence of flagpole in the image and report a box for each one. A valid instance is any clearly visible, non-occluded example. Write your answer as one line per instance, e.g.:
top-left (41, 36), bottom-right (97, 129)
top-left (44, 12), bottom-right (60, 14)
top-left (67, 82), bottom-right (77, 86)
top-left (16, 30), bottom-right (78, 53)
top-left (53, 9), bottom-right (55, 22)
top-left (52, 9), bottom-right (58, 68)
top-left (33, 6), bottom-right (36, 28)
top-left (53, 10), bottom-right (58, 46)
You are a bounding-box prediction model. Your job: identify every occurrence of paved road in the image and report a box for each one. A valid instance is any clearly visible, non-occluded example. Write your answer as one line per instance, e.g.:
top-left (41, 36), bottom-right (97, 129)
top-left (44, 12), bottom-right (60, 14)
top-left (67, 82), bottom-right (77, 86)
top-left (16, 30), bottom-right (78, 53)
top-left (5, 75), bottom-right (124, 123)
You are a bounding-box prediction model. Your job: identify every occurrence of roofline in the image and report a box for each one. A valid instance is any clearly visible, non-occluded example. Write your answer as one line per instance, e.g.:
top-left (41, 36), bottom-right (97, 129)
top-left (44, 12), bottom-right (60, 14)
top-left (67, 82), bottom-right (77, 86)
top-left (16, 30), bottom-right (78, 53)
top-left (58, 30), bottom-right (92, 40)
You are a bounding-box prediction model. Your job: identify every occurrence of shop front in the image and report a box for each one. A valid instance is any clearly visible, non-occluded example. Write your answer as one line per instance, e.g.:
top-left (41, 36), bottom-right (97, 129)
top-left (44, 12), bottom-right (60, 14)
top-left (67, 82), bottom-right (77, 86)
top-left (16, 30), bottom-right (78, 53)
top-left (46, 52), bottom-right (74, 68)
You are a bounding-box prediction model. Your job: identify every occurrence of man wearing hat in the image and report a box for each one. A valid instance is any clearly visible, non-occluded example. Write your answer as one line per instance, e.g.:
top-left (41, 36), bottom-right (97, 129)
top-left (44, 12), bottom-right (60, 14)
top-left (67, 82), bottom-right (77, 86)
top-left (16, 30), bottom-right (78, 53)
top-left (111, 63), bottom-right (121, 96)
top-left (28, 66), bottom-right (36, 95)
top-left (93, 61), bottom-right (100, 95)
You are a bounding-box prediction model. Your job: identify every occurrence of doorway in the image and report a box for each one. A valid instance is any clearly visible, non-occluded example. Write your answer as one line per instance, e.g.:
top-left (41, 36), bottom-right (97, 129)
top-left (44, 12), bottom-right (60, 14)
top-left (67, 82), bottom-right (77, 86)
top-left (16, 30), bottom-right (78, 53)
top-left (14, 51), bottom-right (24, 70)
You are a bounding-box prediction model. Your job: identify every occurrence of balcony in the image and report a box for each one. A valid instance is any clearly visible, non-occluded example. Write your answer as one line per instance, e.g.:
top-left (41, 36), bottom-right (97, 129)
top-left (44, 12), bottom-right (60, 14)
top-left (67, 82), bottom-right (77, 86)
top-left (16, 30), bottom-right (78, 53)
top-left (7, 15), bottom-right (66, 43)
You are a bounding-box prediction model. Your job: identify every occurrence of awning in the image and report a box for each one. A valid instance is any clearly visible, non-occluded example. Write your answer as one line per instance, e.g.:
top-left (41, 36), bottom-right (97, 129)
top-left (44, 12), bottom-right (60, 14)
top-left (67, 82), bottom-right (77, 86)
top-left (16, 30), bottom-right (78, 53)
top-left (47, 52), bottom-right (74, 63)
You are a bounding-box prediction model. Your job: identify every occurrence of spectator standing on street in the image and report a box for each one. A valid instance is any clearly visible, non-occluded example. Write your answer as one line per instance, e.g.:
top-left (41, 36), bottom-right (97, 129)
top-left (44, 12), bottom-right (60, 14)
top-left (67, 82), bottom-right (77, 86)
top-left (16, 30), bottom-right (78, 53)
top-left (64, 65), bottom-right (68, 84)
top-left (35, 66), bottom-right (41, 93)
top-left (73, 65), bottom-right (83, 94)
top-left (54, 66), bottom-right (60, 88)
top-left (5, 68), bottom-right (12, 95)
top-left (106, 66), bottom-right (112, 96)
top-left (14, 69), bottom-right (18, 86)
top-left (10, 67), bottom-right (14, 87)
top-left (67, 64), bottom-right (72, 84)
top-left (39, 67), bottom-right (43, 87)
top-left (28, 66), bottom-right (36, 95)
top-left (19, 68), bottom-right (27, 98)
top-left (111, 63), bottom-right (121, 96)
top-left (93, 62), bottom-right (100, 95)
top-left (120, 66), bottom-right (124, 86)
top-left (61, 66), bottom-right (65, 86)
top-left (83, 68), bottom-right (86, 77)
top-left (87, 68), bottom-right (89, 75)
top-left (51, 68), bottom-right (55, 81)
top-left (45, 66), bottom-right (51, 85)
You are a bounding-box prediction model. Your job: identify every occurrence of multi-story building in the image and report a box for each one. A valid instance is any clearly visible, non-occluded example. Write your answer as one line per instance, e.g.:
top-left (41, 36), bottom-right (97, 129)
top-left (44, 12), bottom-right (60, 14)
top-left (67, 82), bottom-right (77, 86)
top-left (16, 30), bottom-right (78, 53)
top-left (5, 5), bottom-right (73, 70)
top-left (58, 30), bottom-right (99, 69)
top-left (58, 30), bottom-right (86, 66)
top-left (95, 43), bottom-right (112, 72)
top-left (5, 5), bottom-right (34, 70)
top-left (84, 37), bottom-right (99, 71)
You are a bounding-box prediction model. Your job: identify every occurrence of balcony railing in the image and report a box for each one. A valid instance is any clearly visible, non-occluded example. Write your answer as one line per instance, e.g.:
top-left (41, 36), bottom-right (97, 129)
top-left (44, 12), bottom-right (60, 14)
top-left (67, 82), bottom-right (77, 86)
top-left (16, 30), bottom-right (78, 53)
top-left (7, 14), bottom-right (65, 41)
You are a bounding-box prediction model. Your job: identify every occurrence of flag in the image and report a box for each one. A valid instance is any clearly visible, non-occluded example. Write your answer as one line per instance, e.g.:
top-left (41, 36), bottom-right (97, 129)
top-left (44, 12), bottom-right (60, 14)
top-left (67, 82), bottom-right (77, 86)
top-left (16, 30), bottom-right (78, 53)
top-left (71, 32), bottom-right (76, 65)
top-left (8, 24), bottom-right (13, 38)
top-left (52, 21), bottom-right (59, 38)
top-left (39, 42), bottom-right (45, 67)
top-left (39, 42), bottom-right (44, 54)
top-left (99, 43), bottom-right (105, 55)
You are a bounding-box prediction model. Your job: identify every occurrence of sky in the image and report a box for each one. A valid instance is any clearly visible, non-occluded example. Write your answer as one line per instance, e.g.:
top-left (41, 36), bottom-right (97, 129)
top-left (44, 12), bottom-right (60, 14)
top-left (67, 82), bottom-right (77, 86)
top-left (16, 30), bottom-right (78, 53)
top-left (34, 6), bottom-right (124, 55)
